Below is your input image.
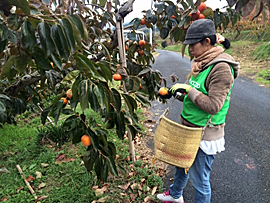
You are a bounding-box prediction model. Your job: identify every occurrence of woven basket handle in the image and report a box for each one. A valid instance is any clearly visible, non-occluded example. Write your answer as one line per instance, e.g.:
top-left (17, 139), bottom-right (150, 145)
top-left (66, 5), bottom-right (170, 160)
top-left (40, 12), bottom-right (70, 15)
top-left (159, 95), bottom-right (213, 130)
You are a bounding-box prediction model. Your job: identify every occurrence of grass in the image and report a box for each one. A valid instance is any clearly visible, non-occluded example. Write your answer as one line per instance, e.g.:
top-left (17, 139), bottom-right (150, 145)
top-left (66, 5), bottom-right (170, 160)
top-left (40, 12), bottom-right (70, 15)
top-left (0, 108), bottom-right (164, 202)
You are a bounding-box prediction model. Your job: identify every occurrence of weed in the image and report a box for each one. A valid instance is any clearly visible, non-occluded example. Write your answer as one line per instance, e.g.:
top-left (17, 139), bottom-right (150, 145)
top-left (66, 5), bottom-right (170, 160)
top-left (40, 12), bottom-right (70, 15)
top-left (251, 42), bottom-right (270, 61)
top-left (37, 124), bottom-right (70, 147)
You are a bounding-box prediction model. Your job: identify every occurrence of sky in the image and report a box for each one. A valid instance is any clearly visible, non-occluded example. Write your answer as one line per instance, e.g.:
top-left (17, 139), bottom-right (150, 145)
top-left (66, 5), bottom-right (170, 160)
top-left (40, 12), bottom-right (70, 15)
top-left (121, 0), bottom-right (229, 23)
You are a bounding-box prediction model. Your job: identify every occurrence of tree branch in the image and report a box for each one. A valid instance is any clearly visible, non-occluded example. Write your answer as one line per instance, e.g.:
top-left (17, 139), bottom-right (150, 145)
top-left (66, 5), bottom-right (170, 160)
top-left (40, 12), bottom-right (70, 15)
top-left (4, 71), bottom-right (42, 96)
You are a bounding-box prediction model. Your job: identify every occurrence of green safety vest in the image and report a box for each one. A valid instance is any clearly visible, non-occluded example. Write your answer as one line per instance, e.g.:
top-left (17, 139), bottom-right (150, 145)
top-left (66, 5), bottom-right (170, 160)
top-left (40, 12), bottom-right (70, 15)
top-left (182, 64), bottom-right (234, 127)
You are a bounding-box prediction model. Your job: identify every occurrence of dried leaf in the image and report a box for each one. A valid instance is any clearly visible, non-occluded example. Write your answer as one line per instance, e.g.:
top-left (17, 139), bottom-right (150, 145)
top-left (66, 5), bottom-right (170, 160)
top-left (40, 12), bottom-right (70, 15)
top-left (151, 186), bottom-right (158, 195)
top-left (55, 158), bottom-right (75, 164)
top-left (130, 193), bottom-right (137, 201)
top-left (35, 171), bottom-right (42, 179)
top-left (41, 163), bottom-right (49, 168)
top-left (144, 195), bottom-right (155, 202)
top-left (97, 196), bottom-right (108, 202)
top-left (95, 186), bottom-right (107, 196)
top-left (35, 196), bottom-right (48, 201)
top-left (38, 182), bottom-right (46, 189)
top-left (26, 175), bottom-right (35, 182)
top-left (1, 196), bottom-right (8, 201)
top-left (118, 182), bottom-right (130, 190)
top-left (56, 153), bottom-right (66, 161)
top-left (16, 187), bottom-right (24, 193)
top-left (0, 167), bottom-right (10, 173)
top-left (131, 183), bottom-right (142, 190)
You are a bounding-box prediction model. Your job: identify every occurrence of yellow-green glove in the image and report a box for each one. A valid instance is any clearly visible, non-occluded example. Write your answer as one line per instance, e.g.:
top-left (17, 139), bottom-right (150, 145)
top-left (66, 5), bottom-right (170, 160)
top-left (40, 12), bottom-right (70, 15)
top-left (170, 83), bottom-right (192, 96)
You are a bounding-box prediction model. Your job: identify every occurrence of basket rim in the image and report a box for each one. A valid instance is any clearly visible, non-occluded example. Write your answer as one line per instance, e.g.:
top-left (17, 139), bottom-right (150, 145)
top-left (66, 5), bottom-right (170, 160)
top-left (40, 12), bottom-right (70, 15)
top-left (160, 116), bottom-right (203, 132)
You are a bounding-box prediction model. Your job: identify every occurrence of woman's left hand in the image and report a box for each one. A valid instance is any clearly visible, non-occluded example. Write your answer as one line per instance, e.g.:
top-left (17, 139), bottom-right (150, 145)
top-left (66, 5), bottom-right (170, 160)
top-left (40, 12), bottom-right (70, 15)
top-left (170, 84), bottom-right (192, 95)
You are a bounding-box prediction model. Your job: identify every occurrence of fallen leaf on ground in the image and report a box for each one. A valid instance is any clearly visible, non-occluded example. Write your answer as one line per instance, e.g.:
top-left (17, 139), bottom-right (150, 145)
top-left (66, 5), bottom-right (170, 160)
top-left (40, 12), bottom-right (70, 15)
top-left (26, 175), bottom-right (35, 182)
top-left (35, 196), bottom-right (48, 201)
top-left (0, 167), bottom-right (10, 173)
top-left (55, 153), bottom-right (66, 161)
top-left (130, 193), bottom-right (137, 201)
top-left (16, 186), bottom-right (24, 193)
top-left (41, 163), bottom-right (49, 168)
top-left (55, 158), bottom-right (75, 164)
top-left (151, 186), bottom-right (157, 195)
top-left (97, 196), bottom-right (108, 202)
top-left (35, 171), bottom-right (42, 179)
top-left (38, 183), bottom-right (46, 189)
top-left (1, 196), bottom-right (8, 201)
top-left (118, 182), bottom-right (130, 190)
top-left (95, 186), bottom-right (107, 196)
top-left (131, 183), bottom-right (142, 190)
top-left (144, 195), bottom-right (155, 202)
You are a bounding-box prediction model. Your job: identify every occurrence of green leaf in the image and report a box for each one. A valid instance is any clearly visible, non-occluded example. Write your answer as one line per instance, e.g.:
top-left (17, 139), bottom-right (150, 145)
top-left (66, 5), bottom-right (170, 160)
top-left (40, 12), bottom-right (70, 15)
top-left (0, 23), bottom-right (9, 42)
top-left (83, 147), bottom-right (99, 172)
top-left (14, 54), bottom-right (28, 73)
top-left (111, 88), bottom-right (121, 112)
top-left (0, 100), bottom-right (6, 112)
top-left (33, 46), bottom-right (52, 71)
top-left (51, 24), bottom-right (70, 60)
top-left (186, 0), bottom-right (194, 8)
top-left (166, 4), bottom-right (176, 17)
top-left (125, 76), bottom-right (141, 93)
top-left (0, 94), bottom-right (11, 101)
top-left (88, 84), bottom-right (100, 112)
top-left (107, 141), bottom-right (116, 158)
top-left (51, 53), bottom-right (62, 70)
top-left (127, 125), bottom-right (138, 140)
top-left (0, 55), bottom-right (16, 79)
top-left (135, 93), bottom-right (151, 107)
top-left (21, 20), bottom-right (36, 50)
top-left (106, 156), bottom-right (118, 176)
top-left (172, 27), bottom-right (184, 42)
top-left (62, 115), bottom-right (84, 143)
top-left (0, 100), bottom-right (7, 123)
top-left (13, 98), bottom-right (26, 115)
top-left (8, 0), bottom-right (30, 15)
top-left (37, 22), bottom-right (55, 57)
top-left (41, 106), bottom-right (52, 125)
top-left (96, 62), bottom-right (112, 82)
top-left (78, 80), bottom-right (89, 112)
top-left (66, 17), bottom-right (82, 50)
top-left (71, 76), bottom-right (82, 101)
top-left (62, 70), bottom-right (81, 81)
top-left (93, 84), bottom-right (105, 109)
top-left (51, 101), bottom-right (63, 124)
top-left (138, 68), bottom-right (151, 76)
top-left (7, 14), bottom-right (20, 30)
top-left (0, 39), bottom-right (7, 53)
top-left (160, 27), bottom-right (170, 39)
top-left (75, 54), bottom-right (105, 81)
top-left (115, 111), bottom-right (125, 139)
top-left (122, 93), bottom-right (137, 115)
top-left (132, 18), bottom-right (141, 30)
top-left (60, 18), bottom-right (76, 53)
top-left (68, 15), bottom-right (88, 43)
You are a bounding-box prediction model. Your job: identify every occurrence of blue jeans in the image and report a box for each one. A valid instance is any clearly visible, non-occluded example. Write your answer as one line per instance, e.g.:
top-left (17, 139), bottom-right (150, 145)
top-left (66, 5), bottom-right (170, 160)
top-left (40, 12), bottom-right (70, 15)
top-left (169, 148), bottom-right (215, 203)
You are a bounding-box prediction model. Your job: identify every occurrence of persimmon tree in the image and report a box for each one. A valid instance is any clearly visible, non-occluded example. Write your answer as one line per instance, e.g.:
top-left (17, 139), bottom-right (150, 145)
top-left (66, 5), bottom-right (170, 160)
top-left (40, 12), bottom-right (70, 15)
top-left (0, 0), bottom-right (268, 181)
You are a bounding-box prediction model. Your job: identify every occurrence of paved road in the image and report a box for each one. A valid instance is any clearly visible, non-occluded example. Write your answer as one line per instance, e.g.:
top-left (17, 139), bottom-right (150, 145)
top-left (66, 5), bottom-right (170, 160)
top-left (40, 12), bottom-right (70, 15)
top-left (149, 50), bottom-right (270, 203)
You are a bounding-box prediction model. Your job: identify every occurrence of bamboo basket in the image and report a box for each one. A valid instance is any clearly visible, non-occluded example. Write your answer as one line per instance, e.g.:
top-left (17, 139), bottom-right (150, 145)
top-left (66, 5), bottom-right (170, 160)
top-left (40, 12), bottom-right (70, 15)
top-left (154, 112), bottom-right (204, 168)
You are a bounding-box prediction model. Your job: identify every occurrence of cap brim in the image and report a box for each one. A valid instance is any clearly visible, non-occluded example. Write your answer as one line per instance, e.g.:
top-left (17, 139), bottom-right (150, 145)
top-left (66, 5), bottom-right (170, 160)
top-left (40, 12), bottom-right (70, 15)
top-left (183, 38), bottom-right (201, 45)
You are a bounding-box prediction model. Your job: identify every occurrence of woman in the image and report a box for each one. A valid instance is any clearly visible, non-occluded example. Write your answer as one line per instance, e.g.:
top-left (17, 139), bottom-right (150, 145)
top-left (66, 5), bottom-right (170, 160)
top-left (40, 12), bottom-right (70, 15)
top-left (157, 19), bottom-right (240, 203)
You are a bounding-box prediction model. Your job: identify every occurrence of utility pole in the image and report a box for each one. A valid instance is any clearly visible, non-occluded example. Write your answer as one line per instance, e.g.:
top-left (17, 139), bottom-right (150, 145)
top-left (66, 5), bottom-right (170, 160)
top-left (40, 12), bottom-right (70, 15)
top-left (149, 0), bottom-right (153, 45)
